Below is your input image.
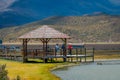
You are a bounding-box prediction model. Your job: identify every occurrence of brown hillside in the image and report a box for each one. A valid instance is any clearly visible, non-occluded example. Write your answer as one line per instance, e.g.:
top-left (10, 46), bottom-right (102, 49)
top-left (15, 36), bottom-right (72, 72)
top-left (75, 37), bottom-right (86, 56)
top-left (0, 15), bottom-right (120, 42)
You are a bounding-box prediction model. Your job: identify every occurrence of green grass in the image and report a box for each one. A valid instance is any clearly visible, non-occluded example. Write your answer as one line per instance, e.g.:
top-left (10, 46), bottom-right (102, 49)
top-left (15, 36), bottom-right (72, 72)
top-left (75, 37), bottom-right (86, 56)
top-left (0, 59), bottom-right (61, 80)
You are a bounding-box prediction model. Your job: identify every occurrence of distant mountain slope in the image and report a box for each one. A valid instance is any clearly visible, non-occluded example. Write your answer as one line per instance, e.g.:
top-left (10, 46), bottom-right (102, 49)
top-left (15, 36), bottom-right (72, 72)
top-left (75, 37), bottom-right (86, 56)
top-left (0, 15), bottom-right (120, 42)
top-left (0, 11), bottom-right (35, 27)
top-left (0, 0), bottom-right (120, 28)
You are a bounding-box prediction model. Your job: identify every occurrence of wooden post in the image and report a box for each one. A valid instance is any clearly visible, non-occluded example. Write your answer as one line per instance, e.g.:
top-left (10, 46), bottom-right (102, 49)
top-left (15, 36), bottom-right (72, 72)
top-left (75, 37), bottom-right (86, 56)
top-left (44, 40), bottom-right (48, 63)
top-left (76, 48), bottom-right (78, 62)
top-left (63, 38), bottom-right (67, 62)
top-left (40, 38), bottom-right (51, 63)
top-left (43, 42), bottom-right (45, 51)
top-left (22, 39), bottom-right (29, 63)
top-left (80, 48), bottom-right (82, 62)
top-left (22, 39), bottom-right (25, 62)
top-left (85, 48), bottom-right (86, 62)
top-left (40, 39), bottom-right (47, 63)
top-left (71, 49), bottom-right (73, 62)
top-left (45, 41), bottom-right (47, 56)
top-left (92, 48), bottom-right (94, 62)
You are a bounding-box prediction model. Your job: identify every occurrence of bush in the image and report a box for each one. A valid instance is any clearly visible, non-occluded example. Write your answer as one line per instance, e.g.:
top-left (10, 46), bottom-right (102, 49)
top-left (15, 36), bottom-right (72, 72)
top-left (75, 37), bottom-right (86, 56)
top-left (0, 64), bottom-right (9, 80)
top-left (0, 64), bottom-right (21, 80)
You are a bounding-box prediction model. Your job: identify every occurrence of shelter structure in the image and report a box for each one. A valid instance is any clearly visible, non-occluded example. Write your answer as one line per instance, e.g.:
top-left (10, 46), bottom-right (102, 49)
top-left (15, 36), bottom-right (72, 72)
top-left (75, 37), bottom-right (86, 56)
top-left (19, 25), bottom-right (70, 62)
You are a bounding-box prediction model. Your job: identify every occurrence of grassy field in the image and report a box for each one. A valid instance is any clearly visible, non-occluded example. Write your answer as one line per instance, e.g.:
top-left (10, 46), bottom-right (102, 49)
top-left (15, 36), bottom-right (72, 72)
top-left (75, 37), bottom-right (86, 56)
top-left (0, 59), bottom-right (62, 80)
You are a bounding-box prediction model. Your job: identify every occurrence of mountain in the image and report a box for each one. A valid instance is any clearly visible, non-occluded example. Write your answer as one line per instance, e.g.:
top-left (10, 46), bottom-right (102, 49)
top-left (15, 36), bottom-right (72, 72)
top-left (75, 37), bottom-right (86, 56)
top-left (0, 15), bottom-right (120, 42)
top-left (0, 0), bottom-right (120, 28)
top-left (0, 11), bottom-right (35, 27)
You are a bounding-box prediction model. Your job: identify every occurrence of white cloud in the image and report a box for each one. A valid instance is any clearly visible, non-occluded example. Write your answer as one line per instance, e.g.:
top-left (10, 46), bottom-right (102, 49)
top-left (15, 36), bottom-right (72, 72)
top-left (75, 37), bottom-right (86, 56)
top-left (109, 0), bottom-right (120, 6)
top-left (0, 0), bottom-right (18, 12)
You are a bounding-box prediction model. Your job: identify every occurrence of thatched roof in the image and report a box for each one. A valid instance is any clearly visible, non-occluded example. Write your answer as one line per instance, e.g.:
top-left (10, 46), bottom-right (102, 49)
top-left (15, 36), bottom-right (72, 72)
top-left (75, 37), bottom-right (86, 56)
top-left (19, 25), bottom-right (70, 39)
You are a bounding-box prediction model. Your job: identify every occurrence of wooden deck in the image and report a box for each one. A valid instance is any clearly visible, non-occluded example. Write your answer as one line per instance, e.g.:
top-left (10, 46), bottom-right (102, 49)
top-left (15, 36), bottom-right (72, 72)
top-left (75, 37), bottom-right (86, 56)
top-left (0, 48), bottom-right (94, 62)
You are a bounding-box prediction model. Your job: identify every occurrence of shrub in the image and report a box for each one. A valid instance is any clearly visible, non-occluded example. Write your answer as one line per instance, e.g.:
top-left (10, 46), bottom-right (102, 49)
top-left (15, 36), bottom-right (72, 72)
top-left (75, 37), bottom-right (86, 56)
top-left (0, 64), bottom-right (21, 80)
top-left (0, 64), bottom-right (9, 80)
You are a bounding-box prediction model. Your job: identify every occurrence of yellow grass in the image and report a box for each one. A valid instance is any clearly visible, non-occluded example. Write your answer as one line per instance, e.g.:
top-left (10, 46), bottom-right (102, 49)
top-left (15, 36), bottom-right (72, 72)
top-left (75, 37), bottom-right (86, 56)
top-left (94, 50), bottom-right (120, 59)
top-left (0, 59), bottom-right (61, 80)
top-left (95, 54), bottom-right (120, 59)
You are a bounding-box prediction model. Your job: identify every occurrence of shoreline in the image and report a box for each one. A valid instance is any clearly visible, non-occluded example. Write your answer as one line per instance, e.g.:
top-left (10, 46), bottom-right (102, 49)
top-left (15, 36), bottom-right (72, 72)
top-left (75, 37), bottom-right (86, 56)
top-left (51, 58), bottom-right (120, 71)
top-left (51, 62), bottom-right (80, 71)
top-left (50, 62), bottom-right (80, 80)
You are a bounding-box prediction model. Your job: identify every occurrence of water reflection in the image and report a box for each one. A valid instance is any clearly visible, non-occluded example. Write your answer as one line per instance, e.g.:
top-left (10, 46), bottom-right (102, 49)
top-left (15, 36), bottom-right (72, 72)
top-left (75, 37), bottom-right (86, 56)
top-left (52, 60), bottom-right (120, 80)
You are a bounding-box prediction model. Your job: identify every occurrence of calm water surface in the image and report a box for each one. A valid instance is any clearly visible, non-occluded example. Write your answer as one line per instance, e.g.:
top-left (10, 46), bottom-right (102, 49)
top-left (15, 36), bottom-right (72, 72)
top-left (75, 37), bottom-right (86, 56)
top-left (52, 60), bottom-right (120, 80)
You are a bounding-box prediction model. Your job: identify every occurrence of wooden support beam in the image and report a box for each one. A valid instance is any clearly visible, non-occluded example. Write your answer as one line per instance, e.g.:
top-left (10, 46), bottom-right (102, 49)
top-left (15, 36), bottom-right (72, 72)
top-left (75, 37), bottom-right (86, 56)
top-left (84, 48), bottom-right (86, 62)
top-left (40, 38), bottom-right (51, 51)
top-left (92, 48), bottom-right (95, 62)
top-left (76, 48), bottom-right (78, 62)
top-left (61, 38), bottom-right (67, 62)
top-left (22, 39), bottom-right (29, 63)
top-left (39, 38), bottom-right (51, 63)
top-left (61, 38), bottom-right (66, 42)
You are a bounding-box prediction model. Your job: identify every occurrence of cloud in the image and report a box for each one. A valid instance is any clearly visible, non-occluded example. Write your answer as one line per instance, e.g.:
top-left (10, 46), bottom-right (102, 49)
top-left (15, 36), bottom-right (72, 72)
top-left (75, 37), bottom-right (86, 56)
top-left (0, 0), bottom-right (18, 12)
top-left (109, 0), bottom-right (120, 6)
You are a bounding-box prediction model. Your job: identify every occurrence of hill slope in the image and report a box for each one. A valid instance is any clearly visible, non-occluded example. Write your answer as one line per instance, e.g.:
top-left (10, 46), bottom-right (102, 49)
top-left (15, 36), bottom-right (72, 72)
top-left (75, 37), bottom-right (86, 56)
top-left (0, 0), bottom-right (120, 28)
top-left (0, 15), bottom-right (120, 42)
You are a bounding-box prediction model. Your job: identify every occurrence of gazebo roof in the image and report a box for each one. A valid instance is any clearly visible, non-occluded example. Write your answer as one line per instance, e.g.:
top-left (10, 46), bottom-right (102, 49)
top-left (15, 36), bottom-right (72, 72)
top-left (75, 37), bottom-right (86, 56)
top-left (19, 25), bottom-right (70, 39)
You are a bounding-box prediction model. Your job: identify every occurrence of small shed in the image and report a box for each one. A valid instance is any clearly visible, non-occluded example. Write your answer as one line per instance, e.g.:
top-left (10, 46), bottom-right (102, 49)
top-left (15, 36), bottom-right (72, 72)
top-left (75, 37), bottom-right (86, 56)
top-left (19, 25), bottom-right (70, 62)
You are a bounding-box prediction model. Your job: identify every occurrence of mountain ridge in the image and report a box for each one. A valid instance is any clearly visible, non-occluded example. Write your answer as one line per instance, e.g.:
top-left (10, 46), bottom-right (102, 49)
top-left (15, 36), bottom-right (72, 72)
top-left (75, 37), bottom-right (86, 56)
top-left (0, 15), bottom-right (120, 42)
top-left (0, 0), bottom-right (120, 28)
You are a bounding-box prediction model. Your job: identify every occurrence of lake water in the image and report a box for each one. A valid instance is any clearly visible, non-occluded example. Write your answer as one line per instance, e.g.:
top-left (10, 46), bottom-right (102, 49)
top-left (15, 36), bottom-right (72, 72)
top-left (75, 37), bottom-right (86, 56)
top-left (52, 60), bottom-right (120, 80)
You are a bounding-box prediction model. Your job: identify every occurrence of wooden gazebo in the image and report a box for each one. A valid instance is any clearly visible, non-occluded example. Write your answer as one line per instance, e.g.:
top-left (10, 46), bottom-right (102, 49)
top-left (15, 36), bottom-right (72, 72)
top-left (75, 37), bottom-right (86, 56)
top-left (19, 25), bottom-right (70, 62)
